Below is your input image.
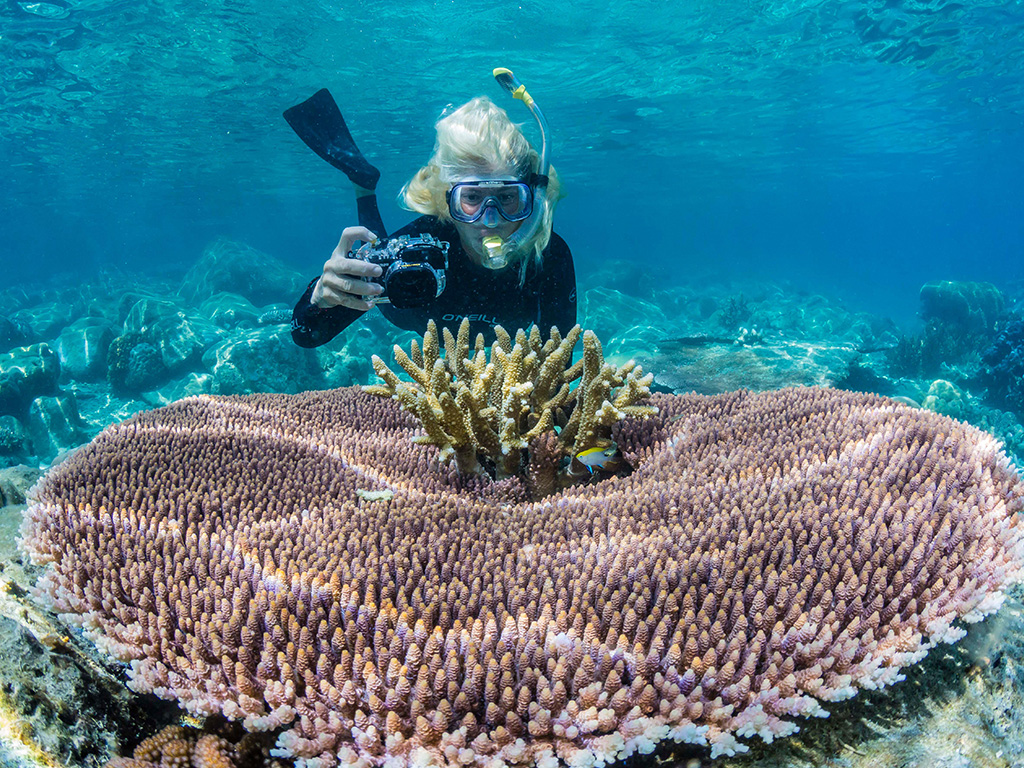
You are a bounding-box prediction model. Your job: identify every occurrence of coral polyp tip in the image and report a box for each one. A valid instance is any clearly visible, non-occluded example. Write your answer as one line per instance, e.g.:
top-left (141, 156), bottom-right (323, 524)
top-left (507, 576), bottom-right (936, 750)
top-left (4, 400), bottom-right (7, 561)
top-left (21, 384), bottom-right (1024, 768)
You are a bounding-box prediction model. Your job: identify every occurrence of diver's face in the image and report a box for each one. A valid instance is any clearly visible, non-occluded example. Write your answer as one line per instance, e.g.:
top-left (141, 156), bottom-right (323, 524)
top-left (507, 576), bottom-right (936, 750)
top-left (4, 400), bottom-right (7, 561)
top-left (448, 171), bottom-right (525, 267)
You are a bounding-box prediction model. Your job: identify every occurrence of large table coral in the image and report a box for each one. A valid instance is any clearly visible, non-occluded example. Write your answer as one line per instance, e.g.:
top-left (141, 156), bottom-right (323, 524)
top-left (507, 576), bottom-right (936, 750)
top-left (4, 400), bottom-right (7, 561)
top-left (20, 386), bottom-right (1024, 767)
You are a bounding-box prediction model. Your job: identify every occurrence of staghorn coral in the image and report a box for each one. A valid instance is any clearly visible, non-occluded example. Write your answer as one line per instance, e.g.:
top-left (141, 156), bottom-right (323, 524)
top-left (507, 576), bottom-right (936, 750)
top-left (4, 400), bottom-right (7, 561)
top-left (20, 386), bottom-right (1024, 767)
top-left (365, 320), bottom-right (656, 482)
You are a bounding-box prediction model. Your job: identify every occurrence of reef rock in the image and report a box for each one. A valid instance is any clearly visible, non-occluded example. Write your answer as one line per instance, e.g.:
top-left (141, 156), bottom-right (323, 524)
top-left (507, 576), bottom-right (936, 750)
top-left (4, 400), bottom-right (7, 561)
top-left (25, 394), bottom-right (87, 461)
top-left (121, 297), bottom-right (183, 334)
top-left (0, 315), bottom-right (30, 354)
top-left (579, 287), bottom-right (668, 359)
top-left (202, 326), bottom-right (326, 395)
top-left (199, 292), bottom-right (265, 331)
top-left (0, 464), bottom-right (40, 506)
top-left (179, 238), bottom-right (307, 308)
top-left (9, 301), bottom-right (80, 344)
top-left (0, 344), bottom-right (60, 417)
top-left (21, 385), bottom-right (1024, 767)
top-left (919, 281), bottom-right (1005, 335)
top-left (644, 338), bottom-right (862, 395)
top-left (56, 318), bottom-right (115, 381)
top-left (0, 415), bottom-right (29, 460)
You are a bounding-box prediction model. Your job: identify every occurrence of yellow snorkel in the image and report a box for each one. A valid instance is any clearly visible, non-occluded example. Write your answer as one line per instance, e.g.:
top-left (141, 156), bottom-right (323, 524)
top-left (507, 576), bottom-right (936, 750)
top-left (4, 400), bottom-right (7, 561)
top-left (487, 67), bottom-right (551, 268)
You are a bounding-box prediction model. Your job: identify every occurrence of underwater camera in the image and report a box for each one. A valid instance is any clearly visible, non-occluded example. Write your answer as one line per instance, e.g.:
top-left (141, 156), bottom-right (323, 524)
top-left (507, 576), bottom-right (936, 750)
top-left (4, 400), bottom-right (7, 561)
top-left (352, 234), bottom-right (449, 309)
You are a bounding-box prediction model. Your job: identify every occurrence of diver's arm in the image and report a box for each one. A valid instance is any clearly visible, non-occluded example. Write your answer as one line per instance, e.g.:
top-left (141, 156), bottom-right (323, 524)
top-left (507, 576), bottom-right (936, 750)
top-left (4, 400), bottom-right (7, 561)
top-left (537, 234), bottom-right (578, 334)
top-left (356, 193), bottom-right (386, 239)
top-left (291, 227), bottom-right (384, 348)
top-left (291, 278), bottom-right (365, 348)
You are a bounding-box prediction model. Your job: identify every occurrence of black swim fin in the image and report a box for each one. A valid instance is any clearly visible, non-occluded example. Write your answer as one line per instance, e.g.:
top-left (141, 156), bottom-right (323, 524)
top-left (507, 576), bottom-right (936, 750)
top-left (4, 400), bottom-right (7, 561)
top-left (283, 88), bottom-right (381, 190)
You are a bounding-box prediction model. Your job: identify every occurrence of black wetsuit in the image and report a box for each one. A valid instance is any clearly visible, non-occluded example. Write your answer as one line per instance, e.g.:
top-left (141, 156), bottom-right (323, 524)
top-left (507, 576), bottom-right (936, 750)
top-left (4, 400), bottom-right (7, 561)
top-left (291, 197), bottom-right (577, 347)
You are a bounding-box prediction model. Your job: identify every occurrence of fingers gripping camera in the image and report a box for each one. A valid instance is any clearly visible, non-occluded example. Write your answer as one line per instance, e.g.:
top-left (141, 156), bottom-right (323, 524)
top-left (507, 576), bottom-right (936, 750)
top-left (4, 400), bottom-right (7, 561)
top-left (351, 234), bottom-right (450, 310)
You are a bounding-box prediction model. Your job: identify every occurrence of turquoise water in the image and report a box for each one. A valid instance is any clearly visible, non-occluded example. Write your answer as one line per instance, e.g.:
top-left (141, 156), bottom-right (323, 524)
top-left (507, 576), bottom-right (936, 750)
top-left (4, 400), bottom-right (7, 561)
top-left (3, 0), bottom-right (1023, 327)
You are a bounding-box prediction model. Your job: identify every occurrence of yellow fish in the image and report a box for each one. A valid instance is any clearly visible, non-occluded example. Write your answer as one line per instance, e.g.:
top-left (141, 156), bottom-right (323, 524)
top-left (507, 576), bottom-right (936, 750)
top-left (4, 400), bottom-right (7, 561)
top-left (569, 441), bottom-right (627, 476)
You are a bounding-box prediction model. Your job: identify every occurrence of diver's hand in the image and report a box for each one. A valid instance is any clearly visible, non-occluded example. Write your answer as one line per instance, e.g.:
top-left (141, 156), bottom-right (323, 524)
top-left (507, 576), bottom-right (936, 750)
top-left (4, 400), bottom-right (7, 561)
top-left (311, 227), bottom-right (384, 311)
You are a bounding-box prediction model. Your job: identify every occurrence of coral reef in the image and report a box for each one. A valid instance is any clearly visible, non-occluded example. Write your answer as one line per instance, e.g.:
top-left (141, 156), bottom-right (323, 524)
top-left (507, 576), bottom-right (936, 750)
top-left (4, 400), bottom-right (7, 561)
top-left (365, 320), bottom-right (656, 484)
top-left (886, 281), bottom-right (1007, 382)
top-left (884, 321), bottom-right (982, 380)
top-left (19, 385), bottom-right (1024, 768)
top-left (918, 281), bottom-right (1005, 335)
top-left (979, 318), bottom-right (1024, 420)
top-left (718, 294), bottom-right (751, 330)
top-left (920, 380), bottom-right (968, 420)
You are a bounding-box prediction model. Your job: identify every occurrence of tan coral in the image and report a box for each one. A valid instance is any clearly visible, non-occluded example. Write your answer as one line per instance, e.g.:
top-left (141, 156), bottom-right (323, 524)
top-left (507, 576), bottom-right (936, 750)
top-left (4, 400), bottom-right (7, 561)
top-left (366, 320), bottom-right (656, 485)
top-left (23, 386), bottom-right (1024, 768)
top-left (103, 723), bottom-right (285, 768)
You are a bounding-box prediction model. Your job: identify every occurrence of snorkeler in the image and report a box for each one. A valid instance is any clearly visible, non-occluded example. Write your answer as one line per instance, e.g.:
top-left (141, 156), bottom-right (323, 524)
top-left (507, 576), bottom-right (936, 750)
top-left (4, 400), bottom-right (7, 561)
top-left (286, 69), bottom-right (576, 347)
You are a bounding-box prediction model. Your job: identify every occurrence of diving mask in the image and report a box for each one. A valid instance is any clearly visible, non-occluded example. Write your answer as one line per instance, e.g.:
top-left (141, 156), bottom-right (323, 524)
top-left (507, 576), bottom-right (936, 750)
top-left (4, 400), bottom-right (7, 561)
top-left (446, 179), bottom-right (535, 224)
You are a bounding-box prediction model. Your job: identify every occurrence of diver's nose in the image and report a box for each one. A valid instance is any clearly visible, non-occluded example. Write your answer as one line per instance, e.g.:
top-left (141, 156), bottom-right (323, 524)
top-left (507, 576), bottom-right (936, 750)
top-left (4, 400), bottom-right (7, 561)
top-left (481, 204), bottom-right (500, 228)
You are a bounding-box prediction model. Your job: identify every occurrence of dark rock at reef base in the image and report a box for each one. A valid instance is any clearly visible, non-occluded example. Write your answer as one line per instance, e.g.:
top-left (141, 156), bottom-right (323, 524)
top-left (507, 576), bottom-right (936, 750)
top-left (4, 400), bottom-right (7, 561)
top-left (0, 501), bottom-right (180, 767)
top-left (0, 464), bottom-right (41, 506)
top-left (0, 416), bottom-right (29, 460)
top-left (0, 344), bottom-right (60, 418)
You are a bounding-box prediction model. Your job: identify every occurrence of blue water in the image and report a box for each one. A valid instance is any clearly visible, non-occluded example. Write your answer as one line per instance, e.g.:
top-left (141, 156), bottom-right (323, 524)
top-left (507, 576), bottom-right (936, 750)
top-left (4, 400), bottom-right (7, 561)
top-left (2, 0), bottom-right (1024, 329)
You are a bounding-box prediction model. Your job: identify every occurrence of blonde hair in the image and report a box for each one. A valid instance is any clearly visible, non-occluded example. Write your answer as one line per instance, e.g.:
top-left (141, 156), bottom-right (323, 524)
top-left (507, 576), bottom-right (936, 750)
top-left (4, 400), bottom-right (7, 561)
top-left (401, 96), bottom-right (563, 279)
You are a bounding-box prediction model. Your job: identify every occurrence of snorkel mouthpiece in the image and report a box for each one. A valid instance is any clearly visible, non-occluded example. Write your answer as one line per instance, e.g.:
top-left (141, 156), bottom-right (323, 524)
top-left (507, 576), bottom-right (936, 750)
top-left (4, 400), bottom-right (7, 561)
top-left (482, 236), bottom-right (508, 269)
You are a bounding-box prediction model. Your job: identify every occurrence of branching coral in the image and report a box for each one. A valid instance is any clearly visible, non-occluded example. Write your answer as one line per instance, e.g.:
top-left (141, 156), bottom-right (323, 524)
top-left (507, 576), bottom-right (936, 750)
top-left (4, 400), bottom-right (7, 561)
top-left (105, 722), bottom-right (286, 768)
top-left (364, 320), bottom-right (656, 486)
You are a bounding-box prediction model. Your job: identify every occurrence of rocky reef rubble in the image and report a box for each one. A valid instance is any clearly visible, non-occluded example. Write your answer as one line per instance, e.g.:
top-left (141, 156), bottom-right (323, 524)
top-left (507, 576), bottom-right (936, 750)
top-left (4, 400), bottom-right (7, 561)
top-left (577, 266), bottom-right (1024, 466)
top-left (4, 244), bottom-right (1024, 472)
top-left (0, 239), bottom-right (415, 468)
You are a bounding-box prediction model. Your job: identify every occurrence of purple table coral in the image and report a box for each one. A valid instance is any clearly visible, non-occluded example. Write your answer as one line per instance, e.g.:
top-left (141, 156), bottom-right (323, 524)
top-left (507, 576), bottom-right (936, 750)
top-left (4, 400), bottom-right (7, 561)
top-left (21, 386), bottom-right (1024, 767)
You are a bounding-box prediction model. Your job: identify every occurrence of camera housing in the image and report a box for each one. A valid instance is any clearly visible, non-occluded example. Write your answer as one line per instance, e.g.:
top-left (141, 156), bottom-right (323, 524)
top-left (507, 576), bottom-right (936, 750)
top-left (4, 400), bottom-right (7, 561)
top-left (352, 234), bottom-right (449, 309)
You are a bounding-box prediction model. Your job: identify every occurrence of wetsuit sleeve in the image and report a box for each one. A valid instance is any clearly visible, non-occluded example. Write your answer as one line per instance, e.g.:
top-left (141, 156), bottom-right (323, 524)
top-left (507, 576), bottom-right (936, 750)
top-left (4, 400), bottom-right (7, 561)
top-left (537, 234), bottom-right (578, 334)
top-left (290, 278), bottom-right (367, 348)
top-left (289, 195), bottom-right (391, 348)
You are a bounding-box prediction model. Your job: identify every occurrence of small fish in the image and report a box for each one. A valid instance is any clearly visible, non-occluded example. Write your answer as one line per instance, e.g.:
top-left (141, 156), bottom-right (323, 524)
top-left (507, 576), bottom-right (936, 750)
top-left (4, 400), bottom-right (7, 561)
top-left (356, 488), bottom-right (394, 503)
top-left (569, 441), bottom-right (627, 476)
